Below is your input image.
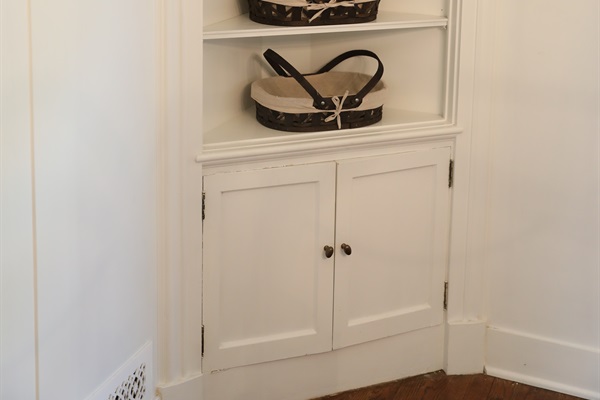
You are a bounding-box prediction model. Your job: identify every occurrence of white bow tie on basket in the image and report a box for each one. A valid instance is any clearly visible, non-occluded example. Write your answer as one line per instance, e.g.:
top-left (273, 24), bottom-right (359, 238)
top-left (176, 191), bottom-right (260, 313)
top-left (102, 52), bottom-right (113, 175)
top-left (323, 90), bottom-right (350, 129)
top-left (306, 0), bottom-right (357, 22)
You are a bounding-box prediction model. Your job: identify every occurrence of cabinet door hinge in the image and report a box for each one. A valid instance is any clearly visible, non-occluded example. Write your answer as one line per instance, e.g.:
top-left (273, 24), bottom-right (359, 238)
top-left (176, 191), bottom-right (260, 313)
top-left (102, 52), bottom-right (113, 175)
top-left (443, 281), bottom-right (449, 310)
top-left (201, 325), bottom-right (205, 357)
top-left (448, 159), bottom-right (454, 188)
top-left (202, 192), bottom-right (206, 220)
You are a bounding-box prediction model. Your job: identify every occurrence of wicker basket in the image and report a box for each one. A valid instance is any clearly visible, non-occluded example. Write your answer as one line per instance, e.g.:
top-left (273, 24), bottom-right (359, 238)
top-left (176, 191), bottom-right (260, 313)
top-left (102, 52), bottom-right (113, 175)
top-left (248, 0), bottom-right (381, 26)
top-left (251, 49), bottom-right (385, 132)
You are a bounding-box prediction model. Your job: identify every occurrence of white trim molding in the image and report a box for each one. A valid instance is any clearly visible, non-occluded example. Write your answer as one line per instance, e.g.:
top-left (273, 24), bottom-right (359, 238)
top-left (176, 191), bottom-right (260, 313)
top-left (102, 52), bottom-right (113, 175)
top-left (444, 320), bottom-right (486, 375)
top-left (157, 375), bottom-right (203, 400)
top-left (157, 0), bottom-right (204, 387)
top-left (486, 326), bottom-right (600, 400)
top-left (158, 326), bottom-right (444, 400)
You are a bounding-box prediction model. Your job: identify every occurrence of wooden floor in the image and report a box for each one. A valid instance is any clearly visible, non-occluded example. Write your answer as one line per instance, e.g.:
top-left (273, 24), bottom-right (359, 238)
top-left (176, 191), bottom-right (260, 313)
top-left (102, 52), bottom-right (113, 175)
top-left (312, 371), bottom-right (583, 400)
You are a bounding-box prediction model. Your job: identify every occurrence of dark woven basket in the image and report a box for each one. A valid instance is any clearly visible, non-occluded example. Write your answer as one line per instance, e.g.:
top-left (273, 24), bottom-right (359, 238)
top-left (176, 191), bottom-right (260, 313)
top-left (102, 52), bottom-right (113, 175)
top-left (247, 0), bottom-right (381, 26)
top-left (251, 49), bottom-right (385, 132)
top-left (255, 103), bottom-right (383, 132)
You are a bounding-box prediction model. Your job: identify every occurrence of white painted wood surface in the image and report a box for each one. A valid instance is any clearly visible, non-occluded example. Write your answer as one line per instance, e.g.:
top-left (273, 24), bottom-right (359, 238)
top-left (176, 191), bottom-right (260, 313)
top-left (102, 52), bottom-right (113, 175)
top-left (200, 0), bottom-right (455, 148)
top-left (202, 163), bottom-right (337, 371)
top-left (333, 149), bottom-right (451, 348)
top-left (202, 147), bottom-right (451, 372)
top-left (163, 0), bottom-right (465, 395)
top-left (203, 12), bottom-right (448, 40)
top-left (158, 0), bottom-right (205, 385)
top-left (487, 327), bottom-right (600, 400)
top-left (200, 325), bottom-right (445, 400)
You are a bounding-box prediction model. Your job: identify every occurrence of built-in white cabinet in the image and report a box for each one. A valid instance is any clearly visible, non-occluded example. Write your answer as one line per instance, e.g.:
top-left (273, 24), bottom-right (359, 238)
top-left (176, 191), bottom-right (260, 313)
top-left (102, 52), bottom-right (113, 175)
top-left (202, 147), bottom-right (452, 371)
top-left (196, 0), bottom-right (461, 390)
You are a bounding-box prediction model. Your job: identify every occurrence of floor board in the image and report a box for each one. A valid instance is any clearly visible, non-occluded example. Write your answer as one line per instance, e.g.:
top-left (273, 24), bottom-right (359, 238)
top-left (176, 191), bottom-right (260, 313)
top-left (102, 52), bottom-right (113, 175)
top-left (487, 378), bottom-right (517, 400)
top-left (312, 371), bottom-right (584, 400)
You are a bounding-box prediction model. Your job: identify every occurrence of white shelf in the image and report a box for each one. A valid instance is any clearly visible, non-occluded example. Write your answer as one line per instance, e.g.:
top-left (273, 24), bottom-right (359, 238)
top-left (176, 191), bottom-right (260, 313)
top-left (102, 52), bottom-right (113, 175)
top-left (203, 11), bottom-right (448, 40)
top-left (202, 106), bottom-right (446, 150)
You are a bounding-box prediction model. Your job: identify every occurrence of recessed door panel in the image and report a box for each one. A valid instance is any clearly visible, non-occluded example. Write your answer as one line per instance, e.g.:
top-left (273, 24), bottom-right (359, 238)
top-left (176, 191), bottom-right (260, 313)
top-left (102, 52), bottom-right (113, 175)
top-left (333, 148), bottom-right (451, 349)
top-left (203, 162), bottom-right (336, 371)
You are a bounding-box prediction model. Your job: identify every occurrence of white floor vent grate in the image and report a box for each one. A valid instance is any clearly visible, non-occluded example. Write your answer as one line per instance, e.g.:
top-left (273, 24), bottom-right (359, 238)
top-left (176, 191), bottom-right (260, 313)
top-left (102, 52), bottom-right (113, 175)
top-left (108, 363), bottom-right (147, 400)
top-left (85, 342), bottom-right (152, 400)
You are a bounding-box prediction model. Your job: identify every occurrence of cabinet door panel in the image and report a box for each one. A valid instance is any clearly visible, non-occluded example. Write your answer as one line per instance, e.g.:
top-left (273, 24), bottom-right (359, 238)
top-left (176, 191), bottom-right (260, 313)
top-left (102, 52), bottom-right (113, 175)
top-left (333, 149), bottom-right (451, 349)
top-left (203, 163), bottom-right (336, 371)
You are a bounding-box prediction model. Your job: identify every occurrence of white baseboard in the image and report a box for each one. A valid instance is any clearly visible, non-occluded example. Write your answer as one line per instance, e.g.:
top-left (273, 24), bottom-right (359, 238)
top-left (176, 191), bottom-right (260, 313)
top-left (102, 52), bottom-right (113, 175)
top-left (486, 326), bottom-right (600, 400)
top-left (158, 325), bottom-right (444, 400)
top-left (85, 341), bottom-right (154, 400)
top-left (158, 325), bottom-right (600, 399)
top-left (444, 320), bottom-right (486, 375)
top-left (158, 375), bottom-right (203, 400)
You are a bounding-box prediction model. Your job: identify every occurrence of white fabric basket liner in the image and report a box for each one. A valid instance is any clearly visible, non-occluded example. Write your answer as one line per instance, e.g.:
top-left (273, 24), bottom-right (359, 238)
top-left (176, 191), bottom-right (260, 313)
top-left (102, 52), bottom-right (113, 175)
top-left (262, 0), bottom-right (375, 6)
top-left (251, 71), bottom-right (386, 114)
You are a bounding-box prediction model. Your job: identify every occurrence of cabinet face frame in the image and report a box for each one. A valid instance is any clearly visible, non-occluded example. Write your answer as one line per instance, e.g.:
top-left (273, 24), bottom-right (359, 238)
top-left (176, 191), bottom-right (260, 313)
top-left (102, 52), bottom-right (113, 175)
top-left (202, 147), bottom-right (452, 371)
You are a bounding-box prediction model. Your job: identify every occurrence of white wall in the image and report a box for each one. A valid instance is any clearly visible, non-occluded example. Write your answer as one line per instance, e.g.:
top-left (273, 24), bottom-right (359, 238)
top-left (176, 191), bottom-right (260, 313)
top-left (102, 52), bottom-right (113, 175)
top-left (1, 1), bottom-right (38, 399)
top-left (1, 1), bottom-right (159, 399)
top-left (481, 1), bottom-right (600, 397)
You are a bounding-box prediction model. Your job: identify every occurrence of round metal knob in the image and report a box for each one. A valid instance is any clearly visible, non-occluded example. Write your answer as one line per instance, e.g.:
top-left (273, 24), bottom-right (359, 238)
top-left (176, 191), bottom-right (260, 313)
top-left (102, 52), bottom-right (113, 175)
top-left (341, 243), bottom-right (352, 256)
top-left (324, 245), bottom-right (334, 259)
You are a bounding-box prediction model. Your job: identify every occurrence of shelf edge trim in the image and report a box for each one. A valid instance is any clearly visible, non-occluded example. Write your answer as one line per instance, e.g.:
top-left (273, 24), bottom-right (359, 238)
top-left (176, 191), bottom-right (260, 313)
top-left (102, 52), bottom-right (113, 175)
top-left (195, 126), bottom-right (463, 165)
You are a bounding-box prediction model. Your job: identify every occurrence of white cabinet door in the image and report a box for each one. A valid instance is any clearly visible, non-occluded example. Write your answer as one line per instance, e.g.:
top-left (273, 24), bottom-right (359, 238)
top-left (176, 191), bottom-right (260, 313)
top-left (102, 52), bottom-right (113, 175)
top-left (202, 163), bottom-right (336, 371)
top-left (333, 148), bottom-right (451, 349)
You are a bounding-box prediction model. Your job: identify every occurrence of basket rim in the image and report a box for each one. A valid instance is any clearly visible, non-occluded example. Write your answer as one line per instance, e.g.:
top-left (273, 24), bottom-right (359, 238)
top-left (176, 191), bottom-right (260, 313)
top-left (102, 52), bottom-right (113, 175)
top-left (249, 0), bottom-right (376, 6)
top-left (251, 72), bottom-right (386, 115)
top-left (254, 101), bottom-right (383, 132)
top-left (247, 0), bottom-right (381, 27)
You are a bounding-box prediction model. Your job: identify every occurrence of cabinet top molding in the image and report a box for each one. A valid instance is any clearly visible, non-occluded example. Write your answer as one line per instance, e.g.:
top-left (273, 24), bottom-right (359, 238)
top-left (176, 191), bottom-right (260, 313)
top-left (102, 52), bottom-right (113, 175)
top-left (203, 11), bottom-right (448, 40)
top-left (196, 125), bottom-right (462, 166)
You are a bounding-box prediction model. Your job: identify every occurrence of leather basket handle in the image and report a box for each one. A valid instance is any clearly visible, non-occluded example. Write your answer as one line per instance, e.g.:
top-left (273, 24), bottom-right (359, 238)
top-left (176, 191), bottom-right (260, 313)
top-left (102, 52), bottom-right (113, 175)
top-left (263, 48), bottom-right (384, 110)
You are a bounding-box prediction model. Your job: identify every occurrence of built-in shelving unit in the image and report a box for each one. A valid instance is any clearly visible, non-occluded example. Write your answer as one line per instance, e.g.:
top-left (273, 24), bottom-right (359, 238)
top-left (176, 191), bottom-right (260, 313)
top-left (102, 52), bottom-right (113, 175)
top-left (201, 0), bottom-right (456, 156)
top-left (196, 2), bottom-right (463, 396)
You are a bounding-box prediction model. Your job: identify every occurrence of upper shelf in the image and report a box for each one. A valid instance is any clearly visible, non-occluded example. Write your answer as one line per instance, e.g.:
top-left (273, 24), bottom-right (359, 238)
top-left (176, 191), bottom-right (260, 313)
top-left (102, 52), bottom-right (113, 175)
top-left (203, 11), bottom-right (448, 40)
